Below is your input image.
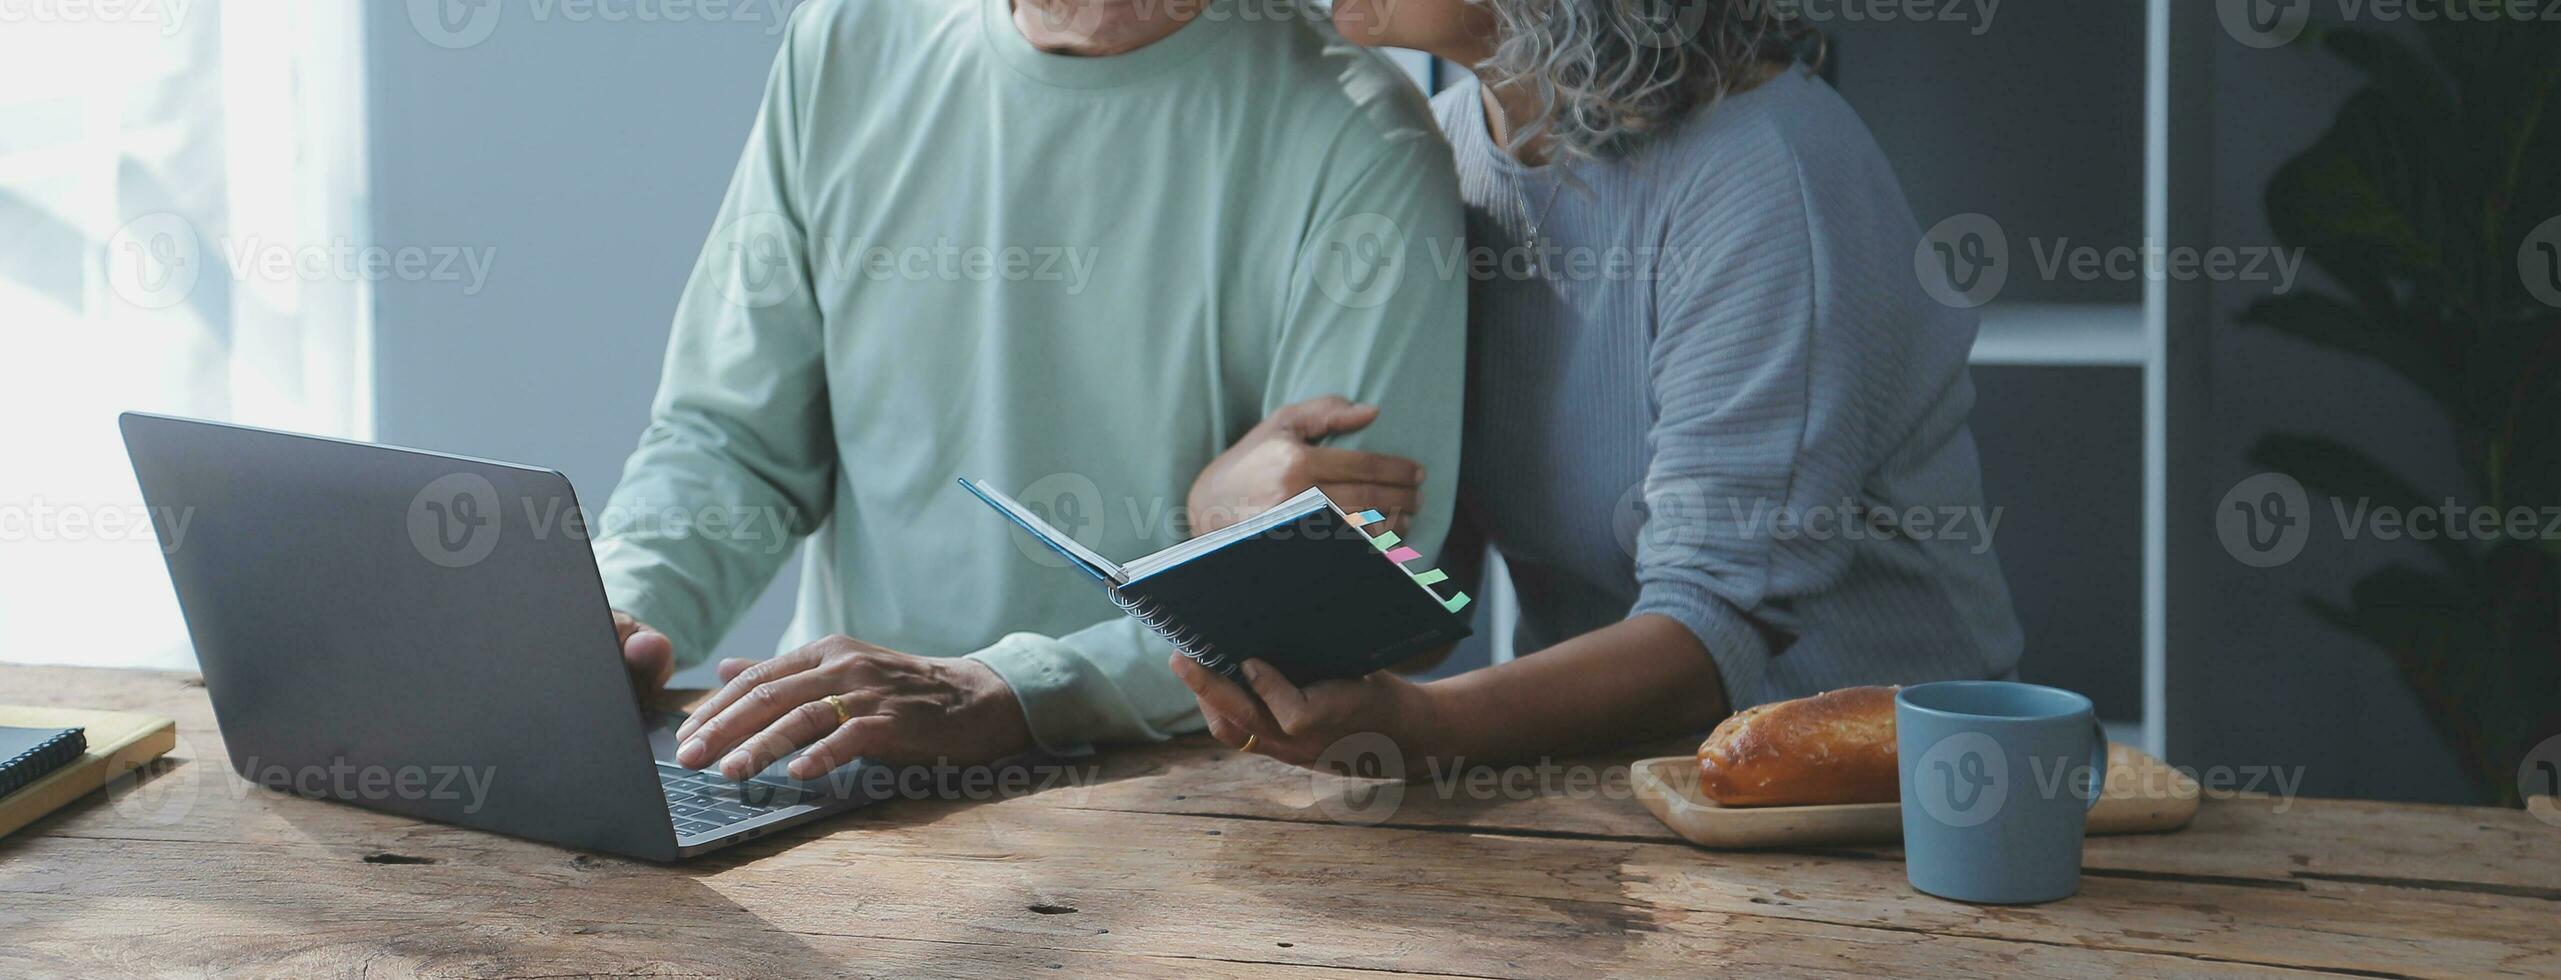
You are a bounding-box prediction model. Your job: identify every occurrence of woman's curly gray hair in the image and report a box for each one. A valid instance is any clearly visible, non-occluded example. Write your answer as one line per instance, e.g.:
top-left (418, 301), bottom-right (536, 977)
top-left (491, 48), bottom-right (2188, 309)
top-left (1478, 0), bottom-right (1822, 161)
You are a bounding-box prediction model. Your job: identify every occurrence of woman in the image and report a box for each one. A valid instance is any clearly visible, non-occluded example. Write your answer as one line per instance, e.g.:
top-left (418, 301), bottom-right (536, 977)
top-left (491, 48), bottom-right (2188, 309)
top-left (1174, 0), bottom-right (2021, 766)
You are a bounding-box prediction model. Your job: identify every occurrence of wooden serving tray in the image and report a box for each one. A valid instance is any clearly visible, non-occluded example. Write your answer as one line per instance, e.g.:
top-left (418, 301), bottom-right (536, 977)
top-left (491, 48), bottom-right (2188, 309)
top-left (1631, 743), bottom-right (2200, 849)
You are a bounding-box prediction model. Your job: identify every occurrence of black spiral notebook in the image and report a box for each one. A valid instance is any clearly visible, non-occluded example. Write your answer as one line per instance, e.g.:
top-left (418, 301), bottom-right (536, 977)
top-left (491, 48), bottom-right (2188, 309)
top-left (0, 726), bottom-right (86, 799)
top-left (962, 480), bottom-right (1473, 685)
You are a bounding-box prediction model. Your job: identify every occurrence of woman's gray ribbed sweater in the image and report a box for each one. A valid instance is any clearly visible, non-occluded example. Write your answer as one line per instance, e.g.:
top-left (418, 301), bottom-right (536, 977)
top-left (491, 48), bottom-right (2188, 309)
top-left (1431, 68), bottom-right (2022, 707)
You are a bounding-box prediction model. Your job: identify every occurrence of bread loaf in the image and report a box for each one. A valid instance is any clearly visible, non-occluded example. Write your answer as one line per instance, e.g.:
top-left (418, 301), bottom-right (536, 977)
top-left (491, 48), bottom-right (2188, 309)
top-left (1695, 686), bottom-right (1899, 807)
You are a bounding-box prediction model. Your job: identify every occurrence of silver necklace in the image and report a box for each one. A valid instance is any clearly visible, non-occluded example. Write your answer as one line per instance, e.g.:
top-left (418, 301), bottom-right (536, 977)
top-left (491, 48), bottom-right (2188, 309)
top-left (1516, 173), bottom-right (1557, 257)
top-left (1514, 174), bottom-right (1563, 267)
top-left (1489, 91), bottom-right (1563, 274)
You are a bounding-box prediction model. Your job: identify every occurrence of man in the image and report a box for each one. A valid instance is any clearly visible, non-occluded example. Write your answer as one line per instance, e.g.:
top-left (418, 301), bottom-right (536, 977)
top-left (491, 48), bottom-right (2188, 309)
top-left (597, 0), bottom-right (1463, 782)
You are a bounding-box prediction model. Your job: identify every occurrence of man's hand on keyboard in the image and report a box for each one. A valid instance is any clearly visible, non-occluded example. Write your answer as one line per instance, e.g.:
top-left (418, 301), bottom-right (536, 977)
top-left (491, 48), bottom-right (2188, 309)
top-left (671, 635), bottom-right (1032, 779)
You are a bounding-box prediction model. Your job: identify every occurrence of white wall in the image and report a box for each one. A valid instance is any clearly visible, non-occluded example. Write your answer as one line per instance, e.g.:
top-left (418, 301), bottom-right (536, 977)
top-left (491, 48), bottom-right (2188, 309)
top-left (365, 1), bottom-right (810, 681)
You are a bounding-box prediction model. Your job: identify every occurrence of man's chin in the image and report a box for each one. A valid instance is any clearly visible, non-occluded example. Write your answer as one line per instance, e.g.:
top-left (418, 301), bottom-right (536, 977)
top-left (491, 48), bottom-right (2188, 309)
top-left (1327, 4), bottom-right (1396, 48)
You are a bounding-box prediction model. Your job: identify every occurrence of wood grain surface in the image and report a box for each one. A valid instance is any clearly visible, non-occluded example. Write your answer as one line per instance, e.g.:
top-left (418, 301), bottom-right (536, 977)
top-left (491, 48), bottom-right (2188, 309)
top-left (2, 666), bottom-right (2554, 979)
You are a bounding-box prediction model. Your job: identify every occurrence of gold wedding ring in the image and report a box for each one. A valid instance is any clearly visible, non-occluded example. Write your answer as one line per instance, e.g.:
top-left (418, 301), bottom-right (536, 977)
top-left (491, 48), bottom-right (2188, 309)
top-left (1240, 733), bottom-right (1259, 754)
top-left (823, 693), bottom-right (853, 725)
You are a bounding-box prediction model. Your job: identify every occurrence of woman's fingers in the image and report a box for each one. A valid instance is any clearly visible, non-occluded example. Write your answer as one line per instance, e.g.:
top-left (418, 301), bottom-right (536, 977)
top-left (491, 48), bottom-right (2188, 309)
top-left (677, 646), bottom-right (820, 742)
top-left (1199, 704), bottom-right (1254, 749)
top-left (714, 657), bottom-right (756, 683)
top-left (1316, 482), bottom-right (1419, 510)
top-left (1315, 483), bottom-right (1420, 534)
top-left (1171, 655), bottom-right (1279, 749)
top-left (1239, 660), bottom-right (1316, 736)
top-left (1299, 446), bottom-right (1423, 488)
top-left (1265, 396), bottom-right (1379, 441)
top-left (1170, 655), bottom-right (1258, 722)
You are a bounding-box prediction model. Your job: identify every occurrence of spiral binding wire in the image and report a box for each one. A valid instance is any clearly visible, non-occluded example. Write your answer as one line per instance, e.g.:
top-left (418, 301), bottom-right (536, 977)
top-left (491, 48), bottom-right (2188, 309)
top-left (1111, 587), bottom-right (1224, 672)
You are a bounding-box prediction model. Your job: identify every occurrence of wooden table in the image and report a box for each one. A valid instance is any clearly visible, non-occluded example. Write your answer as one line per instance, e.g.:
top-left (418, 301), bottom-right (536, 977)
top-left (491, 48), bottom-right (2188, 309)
top-left (3, 665), bottom-right (2555, 978)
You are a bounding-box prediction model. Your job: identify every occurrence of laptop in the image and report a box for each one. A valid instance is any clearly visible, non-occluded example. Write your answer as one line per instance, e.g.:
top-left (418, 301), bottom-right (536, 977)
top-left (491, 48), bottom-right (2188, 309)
top-left (119, 412), bottom-right (874, 860)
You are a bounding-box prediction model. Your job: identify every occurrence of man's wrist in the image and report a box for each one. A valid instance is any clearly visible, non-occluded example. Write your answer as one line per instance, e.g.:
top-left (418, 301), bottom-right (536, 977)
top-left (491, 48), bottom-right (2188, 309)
top-left (950, 657), bottom-right (1033, 755)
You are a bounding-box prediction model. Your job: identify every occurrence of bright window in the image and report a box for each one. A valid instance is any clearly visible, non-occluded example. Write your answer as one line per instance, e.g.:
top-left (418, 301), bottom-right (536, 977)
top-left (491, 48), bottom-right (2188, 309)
top-left (0, 0), bottom-right (371, 669)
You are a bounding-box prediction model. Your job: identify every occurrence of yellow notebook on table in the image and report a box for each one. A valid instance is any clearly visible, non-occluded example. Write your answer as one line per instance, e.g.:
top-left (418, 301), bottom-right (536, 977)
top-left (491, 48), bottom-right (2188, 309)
top-left (0, 706), bottom-right (178, 839)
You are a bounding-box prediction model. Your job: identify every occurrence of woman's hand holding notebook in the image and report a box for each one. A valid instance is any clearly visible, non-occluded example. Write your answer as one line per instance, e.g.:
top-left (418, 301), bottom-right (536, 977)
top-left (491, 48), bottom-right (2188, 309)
top-left (962, 480), bottom-right (1472, 685)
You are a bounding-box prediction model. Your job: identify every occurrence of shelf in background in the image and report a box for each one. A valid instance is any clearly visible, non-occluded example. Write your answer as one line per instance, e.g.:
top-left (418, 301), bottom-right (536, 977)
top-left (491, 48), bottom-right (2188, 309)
top-left (1970, 302), bottom-right (2148, 368)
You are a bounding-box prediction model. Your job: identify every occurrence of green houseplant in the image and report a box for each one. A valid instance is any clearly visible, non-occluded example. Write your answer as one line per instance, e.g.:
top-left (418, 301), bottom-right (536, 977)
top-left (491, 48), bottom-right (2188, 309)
top-left (2241, 10), bottom-right (2560, 804)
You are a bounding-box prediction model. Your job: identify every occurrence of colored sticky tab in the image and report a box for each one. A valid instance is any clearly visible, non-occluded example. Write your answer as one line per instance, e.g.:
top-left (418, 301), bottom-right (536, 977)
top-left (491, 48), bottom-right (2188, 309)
top-left (1350, 510), bottom-right (1385, 527)
top-left (1384, 546), bottom-right (1421, 564)
top-left (1410, 568), bottom-right (1449, 586)
top-left (1441, 591), bottom-right (1472, 613)
top-left (1370, 530), bottom-right (1402, 550)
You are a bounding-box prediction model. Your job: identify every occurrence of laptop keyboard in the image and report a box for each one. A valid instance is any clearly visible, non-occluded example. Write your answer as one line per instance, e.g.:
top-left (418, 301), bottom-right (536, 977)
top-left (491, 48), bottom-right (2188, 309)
top-left (658, 763), bottom-right (812, 838)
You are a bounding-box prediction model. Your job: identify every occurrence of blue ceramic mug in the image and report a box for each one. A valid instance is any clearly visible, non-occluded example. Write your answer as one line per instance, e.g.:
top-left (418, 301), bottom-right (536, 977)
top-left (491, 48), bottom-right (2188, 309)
top-left (1896, 681), bottom-right (2106, 904)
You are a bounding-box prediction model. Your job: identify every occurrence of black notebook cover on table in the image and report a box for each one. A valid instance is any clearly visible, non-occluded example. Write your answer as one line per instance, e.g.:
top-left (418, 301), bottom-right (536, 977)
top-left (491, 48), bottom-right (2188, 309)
top-left (961, 479), bottom-right (1472, 686)
top-left (0, 725), bottom-right (87, 799)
